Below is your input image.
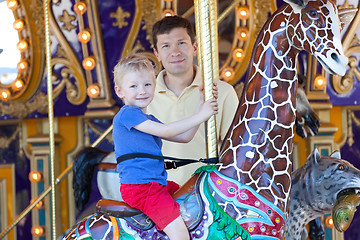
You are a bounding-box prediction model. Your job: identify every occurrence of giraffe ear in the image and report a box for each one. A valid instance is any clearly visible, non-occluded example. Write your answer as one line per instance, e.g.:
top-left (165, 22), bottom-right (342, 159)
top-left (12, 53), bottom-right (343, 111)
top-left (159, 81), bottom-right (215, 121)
top-left (284, 0), bottom-right (305, 13)
top-left (338, 8), bottom-right (357, 29)
top-left (330, 151), bottom-right (341, 159)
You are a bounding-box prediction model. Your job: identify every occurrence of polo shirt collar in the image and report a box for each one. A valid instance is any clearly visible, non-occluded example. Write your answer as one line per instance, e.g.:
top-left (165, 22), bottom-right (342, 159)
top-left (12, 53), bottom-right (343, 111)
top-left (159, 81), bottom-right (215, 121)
top-left (156, 65), bottom-right (202, 93)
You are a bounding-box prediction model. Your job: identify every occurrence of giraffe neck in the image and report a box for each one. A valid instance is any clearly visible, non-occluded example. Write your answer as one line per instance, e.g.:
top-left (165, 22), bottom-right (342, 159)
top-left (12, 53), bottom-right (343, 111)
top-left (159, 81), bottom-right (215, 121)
top-left (218, 5), bottom-right (299, 213)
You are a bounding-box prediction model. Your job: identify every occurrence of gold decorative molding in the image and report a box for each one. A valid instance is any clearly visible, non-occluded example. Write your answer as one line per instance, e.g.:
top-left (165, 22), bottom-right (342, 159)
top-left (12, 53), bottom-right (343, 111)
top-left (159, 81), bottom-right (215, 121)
top-left (142, 0), bottom-right (161, 46)
top-left (110, 7), bottom-right (131, 29)
top-left (0, 93), bottom-right (48, 119)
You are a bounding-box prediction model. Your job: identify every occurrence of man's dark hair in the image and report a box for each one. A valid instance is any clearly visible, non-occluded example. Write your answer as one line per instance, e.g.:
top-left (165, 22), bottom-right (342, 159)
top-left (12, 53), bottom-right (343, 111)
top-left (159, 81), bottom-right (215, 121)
top-left (152, 16), bottom-right (195, 50)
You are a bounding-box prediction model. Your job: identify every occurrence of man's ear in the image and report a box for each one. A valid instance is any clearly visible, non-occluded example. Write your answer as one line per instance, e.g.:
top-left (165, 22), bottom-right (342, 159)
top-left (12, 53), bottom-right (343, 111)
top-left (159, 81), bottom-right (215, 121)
top-left (153, 48), bottom-right (161, 62)
top-left (193, 41), bottom-right (198, 56)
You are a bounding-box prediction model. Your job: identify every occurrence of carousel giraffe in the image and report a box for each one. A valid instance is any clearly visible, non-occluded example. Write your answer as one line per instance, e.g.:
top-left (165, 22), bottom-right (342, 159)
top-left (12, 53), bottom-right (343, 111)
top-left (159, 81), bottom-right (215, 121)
top-left (63, 0), bottom-right (356, 239)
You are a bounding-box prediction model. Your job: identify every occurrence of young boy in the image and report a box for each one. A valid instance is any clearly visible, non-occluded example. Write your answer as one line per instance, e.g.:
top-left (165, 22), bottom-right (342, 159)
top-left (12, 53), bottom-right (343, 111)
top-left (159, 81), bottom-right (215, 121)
top-left (112, 53), bottom-right (218, 240)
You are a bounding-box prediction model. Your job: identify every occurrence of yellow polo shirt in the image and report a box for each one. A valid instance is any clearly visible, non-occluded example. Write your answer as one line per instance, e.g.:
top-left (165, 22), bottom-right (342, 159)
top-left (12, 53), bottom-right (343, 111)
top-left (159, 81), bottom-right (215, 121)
top-left (147, 66), bottom-right (239, 185)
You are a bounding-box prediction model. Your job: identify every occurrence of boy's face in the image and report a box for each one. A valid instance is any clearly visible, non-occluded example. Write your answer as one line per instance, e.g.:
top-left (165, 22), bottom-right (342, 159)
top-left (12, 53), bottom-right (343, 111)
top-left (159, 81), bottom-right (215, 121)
top-left (153, 27), bottom-right (197, 77)
top-left (115, 70), bottom-right (156, 110)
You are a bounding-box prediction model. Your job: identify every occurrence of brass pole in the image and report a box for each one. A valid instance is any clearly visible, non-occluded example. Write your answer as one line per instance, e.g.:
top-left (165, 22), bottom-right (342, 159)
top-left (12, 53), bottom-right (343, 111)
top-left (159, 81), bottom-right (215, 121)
top-left (194, 0), bottom-right (218, 159)
top-left (43, 0), bottom-right (57, 238)
top-left (0, 125), bottom-right (113, 239)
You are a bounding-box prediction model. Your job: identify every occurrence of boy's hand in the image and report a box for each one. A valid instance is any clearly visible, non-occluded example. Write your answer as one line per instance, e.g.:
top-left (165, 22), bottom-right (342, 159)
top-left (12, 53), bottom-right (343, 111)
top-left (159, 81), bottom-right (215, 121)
top-left (198, 97), bottom-right (218, 121)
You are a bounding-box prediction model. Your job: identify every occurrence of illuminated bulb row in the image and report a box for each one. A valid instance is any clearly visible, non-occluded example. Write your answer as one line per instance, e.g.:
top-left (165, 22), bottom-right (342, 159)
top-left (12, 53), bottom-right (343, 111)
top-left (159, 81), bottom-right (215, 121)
top-left (0, 79), bottom-right (25, 101)
top-left (220, 6), bottom-right (250, 82)
top-left (73, 1), bottom-right (100, 97)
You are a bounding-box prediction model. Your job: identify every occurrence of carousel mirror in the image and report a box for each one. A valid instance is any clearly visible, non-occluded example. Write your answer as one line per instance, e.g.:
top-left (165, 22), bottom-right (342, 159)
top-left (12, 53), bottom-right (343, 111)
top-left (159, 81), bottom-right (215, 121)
top-left (0, 1), bottom-right (21, 86)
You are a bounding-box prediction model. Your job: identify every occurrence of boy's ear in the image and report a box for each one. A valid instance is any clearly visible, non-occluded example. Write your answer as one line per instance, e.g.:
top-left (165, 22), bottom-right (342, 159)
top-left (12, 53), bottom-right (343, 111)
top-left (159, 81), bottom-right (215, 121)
top-left (114, 85), bottom-right (124, 99)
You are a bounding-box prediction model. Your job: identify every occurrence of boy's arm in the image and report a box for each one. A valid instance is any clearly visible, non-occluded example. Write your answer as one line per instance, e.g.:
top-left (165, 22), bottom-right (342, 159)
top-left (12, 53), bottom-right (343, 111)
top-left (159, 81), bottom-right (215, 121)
top-left (134, 98), bottom-right (218, 142)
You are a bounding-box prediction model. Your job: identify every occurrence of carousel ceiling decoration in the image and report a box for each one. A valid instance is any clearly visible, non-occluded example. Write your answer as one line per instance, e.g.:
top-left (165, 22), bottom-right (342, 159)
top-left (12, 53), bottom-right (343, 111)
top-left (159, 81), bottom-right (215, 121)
top-left (0, 0), bottom-right (359, 120)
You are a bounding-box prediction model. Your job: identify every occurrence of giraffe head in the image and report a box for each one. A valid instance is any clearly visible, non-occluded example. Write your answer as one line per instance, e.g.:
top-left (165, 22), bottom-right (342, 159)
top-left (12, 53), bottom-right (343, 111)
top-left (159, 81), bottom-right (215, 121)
top-left (284, 0), bottom-right (357, 76)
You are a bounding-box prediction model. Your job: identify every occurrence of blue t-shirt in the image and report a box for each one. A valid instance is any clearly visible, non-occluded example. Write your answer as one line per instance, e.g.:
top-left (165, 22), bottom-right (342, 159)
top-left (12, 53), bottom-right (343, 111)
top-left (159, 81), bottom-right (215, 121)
top-left (113, 105), bottom-right (167, 185)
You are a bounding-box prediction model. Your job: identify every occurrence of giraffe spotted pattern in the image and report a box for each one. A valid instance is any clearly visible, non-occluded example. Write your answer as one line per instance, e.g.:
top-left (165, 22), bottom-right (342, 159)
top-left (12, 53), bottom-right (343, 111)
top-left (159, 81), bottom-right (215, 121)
top-left (217, 0), bottom-right (347, 221)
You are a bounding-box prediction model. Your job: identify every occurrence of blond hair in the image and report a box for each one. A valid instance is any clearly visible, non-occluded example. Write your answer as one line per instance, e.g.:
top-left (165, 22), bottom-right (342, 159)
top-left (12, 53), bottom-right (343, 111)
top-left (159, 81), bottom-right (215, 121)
top-left (113, 53), bottom-right (155, 87)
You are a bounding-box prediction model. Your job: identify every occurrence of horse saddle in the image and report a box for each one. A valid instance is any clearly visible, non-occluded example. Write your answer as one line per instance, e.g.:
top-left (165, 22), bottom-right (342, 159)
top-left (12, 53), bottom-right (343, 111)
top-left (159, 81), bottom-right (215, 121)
top-left (96, 174), bottom-right (204, 231)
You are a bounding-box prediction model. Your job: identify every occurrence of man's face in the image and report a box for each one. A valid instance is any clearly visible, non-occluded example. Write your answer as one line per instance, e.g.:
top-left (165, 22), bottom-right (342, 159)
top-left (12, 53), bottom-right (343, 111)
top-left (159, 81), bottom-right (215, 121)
top-left (154, 27), bottom-right (197, 76)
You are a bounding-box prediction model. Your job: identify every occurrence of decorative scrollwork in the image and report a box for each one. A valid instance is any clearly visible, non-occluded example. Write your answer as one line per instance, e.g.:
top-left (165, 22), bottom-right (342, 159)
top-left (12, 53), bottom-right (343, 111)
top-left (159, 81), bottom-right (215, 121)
top-left (52, 65), bottom-right (84, 105)
top-left (58, 10), bottom-right (77, 31)
top-left (331, 55), bottom-right (360, 94)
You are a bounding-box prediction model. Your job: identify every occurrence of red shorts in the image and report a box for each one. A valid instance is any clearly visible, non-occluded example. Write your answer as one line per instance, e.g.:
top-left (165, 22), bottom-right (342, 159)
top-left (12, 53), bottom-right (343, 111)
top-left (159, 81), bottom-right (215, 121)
top-left (120, 181), bottom-right (180, 230)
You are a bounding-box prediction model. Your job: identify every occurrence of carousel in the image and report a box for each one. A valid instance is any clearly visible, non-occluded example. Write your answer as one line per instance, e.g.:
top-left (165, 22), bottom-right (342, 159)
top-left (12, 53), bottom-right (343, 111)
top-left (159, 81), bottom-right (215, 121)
top-left (0, 0), bottom-right (360, 239)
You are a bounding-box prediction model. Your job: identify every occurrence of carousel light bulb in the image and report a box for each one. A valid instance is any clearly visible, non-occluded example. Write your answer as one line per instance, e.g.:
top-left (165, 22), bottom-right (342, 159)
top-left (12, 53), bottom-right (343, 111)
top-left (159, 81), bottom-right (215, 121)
top-left (232, 48), bottom-right (245, 62)
top-left (221, 68), bottom-right (235, 82)
top-left (13, 19), bottom-right (24, 31)
top-left (73, 2), bottom-right (87, 15)
top-left (6, 0), bottom-right (18, 10)
top-left (13, 79), bottom-right (24, 90)
top-left (237, 28), bottom-right (249, 41)
top-left (87, 84), bottom-right (100, 98)
top-left (0, 89), bottom-right (11, 100)
top-left (16, 40), bottom-right (28, 52)
top-left (29, 171), bottom-right (42, 182)
top-left (237, 7), bottom-right (250, 20)
top-left (30, 199), bottom-right (44, 209)
top-left (78, 30), bottom-right (91, 43)
top-left (31, 226), bottom-right (45, 236)
top-left (82, 57), bottom-right (96, 70)
top-left (314, 75), bottom-right (326, 90)
top-left (163, 9), bottom-right (174, 17)
top-left (17, 61), bottom-right (28, 71)
top-left (324, 216), bottom-right (334, 228)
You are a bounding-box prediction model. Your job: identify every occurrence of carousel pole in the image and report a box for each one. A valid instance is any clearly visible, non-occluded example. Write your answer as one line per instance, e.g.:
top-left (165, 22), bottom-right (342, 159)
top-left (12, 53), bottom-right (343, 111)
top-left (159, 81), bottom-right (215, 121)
top-left (194, 0), bottom-right (219, 159)
top-left (44, 0), bottom-right (57, 238)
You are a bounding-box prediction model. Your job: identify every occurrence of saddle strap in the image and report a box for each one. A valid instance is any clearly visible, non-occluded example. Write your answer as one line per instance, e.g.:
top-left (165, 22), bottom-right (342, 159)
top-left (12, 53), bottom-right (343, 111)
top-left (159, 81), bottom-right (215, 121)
top-left (117, 153), bottom-right (218, 169)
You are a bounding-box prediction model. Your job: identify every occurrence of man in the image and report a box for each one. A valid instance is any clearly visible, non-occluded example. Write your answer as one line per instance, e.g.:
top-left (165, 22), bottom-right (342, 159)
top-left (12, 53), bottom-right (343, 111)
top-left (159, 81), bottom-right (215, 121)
top-left (147, 16), bottom-right (239, 185)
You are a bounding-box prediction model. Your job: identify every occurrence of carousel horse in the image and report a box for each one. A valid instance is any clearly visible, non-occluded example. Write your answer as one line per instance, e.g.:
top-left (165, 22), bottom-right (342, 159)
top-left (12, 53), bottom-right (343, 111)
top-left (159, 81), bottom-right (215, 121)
top-left (65, 0), bottom-right (357, 239)
top-left (72, 83), bottom-right (320, 212)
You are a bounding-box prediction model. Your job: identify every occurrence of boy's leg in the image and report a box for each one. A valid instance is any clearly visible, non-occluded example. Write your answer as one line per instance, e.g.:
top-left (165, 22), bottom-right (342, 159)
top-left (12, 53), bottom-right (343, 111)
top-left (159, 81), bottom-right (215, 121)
top-left (163, 216), bottom-right (190, 240)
